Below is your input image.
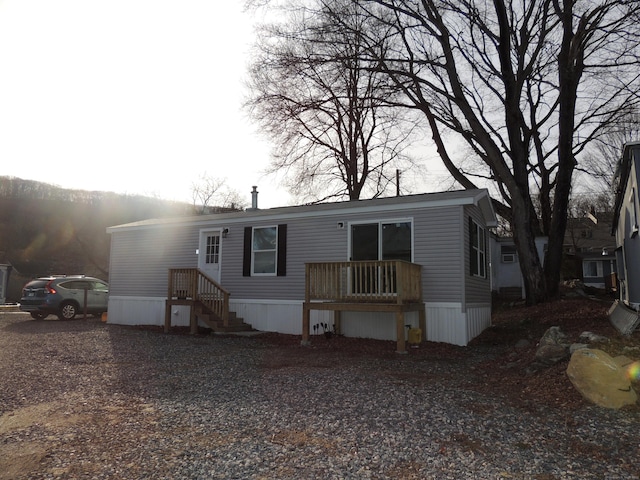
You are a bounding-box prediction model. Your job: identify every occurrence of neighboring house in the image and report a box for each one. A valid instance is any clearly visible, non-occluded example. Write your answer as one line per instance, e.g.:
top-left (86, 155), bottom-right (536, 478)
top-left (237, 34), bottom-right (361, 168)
top-left (490, 210), bottom-right (616, 297)
top-left (581, 251), bottom-right (617, 290)
top-left (489, 236), bottom-right (547, 299)
top-left (563, 211), bottom-right (617, 287)
top-left (106, 189), bottom-right (497, 347)
top-left (612, 141), bottom-right (640, 310)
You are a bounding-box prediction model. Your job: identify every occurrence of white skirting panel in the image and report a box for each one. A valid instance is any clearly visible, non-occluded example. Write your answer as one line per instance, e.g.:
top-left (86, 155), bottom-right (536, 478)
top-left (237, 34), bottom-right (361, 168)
top-left (230, 299), bottom-right (333, 335)
top-left (339, 311), bottom-right (420, 341)
top-left (107, 297), bottom-right (332, 333)
top-left (107, 296), bottom-right (191, 326)
top-left (465, 303), bottom-right (492, 343)
top-left (426, 303), bottom-right (491, 346)
top-left (106, 297), bottom-right (490, 346)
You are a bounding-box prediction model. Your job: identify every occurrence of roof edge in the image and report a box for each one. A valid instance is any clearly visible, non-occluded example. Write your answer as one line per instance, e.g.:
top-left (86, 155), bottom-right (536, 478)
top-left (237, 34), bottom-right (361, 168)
top-left (107, 188), bottom-right (497, 233)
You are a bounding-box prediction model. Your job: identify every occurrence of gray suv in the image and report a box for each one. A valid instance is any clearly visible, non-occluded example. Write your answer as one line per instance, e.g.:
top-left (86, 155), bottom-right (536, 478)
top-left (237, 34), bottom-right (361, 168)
top-left (20, 276), bottom-right (109, 320)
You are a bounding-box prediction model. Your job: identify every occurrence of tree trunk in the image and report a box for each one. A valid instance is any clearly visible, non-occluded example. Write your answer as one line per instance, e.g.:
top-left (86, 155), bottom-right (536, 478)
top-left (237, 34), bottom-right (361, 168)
top-left (511, 194), bottom-right (547, 304)
top-left (544, 0), bottom-right (581, 297)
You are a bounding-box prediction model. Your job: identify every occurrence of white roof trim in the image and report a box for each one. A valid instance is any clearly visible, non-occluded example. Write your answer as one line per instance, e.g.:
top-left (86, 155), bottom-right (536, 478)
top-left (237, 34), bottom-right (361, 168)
top-left (107, 189), bottom-right (498, 233)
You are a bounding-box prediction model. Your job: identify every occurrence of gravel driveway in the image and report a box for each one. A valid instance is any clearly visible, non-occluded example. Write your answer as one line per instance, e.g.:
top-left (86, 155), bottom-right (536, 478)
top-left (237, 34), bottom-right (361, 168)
top-left (1, 311), bottom-right (638, 479)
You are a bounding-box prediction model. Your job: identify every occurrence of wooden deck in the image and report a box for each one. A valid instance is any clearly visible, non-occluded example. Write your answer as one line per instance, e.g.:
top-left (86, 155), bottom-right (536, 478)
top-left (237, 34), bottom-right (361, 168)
top-left (302, 260), bottom-right (426, 353)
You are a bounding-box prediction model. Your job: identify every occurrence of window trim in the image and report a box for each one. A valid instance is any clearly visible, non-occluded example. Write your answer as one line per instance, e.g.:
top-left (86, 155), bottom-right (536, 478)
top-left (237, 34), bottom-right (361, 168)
top-left (348, 217), bottom-right (414, 262)
top-left (251, 225), bottom-right (278, 276)
top-left (500, 245), bottom-right (517, 264)
top-left (243, 224), bottom-right (287, 277)
top-left (469, 217), bottom-right (487, 278)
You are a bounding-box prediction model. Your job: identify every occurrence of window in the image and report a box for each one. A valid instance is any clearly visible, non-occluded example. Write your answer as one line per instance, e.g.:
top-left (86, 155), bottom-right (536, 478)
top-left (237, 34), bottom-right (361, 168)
top-left (350, 220), bottom-right (413, 295)
top-left (243, 224), bottom-right (287, 277)
top-left (205, 234), bottom-right (220, 265)
top-left (92, 281), bottom-right (109, 292)
top-left (60, 280), bottom-right (92, 290)
top-left (470, 218), bottom-right (486, 277)
top-left (252, 226), bottom-right (277, 275)
top-left (382, 222), bottom-right (412, 262)
top-left (350, 220), bottom-right (412, 262)
top-left (584, 261), bottom-right (602, 278)
top-left (500, 245), bottom-right (516, 263)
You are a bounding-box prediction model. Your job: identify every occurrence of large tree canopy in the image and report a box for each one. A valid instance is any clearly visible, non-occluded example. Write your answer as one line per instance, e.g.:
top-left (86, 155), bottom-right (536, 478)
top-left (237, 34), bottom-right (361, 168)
top-left (247, 0), bottom-right (640, 304)
top-left (344, 0), bottom-right (640, 302)
top-left (245, 0), bottom-right (421, 201)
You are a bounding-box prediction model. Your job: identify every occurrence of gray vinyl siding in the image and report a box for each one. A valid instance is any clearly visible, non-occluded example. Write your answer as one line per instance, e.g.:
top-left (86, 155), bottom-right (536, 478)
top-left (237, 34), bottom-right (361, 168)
top-left (464, 205), bottom-right (491, 305)
top-left (109, 225), bottom-right (200, 296)
top-left (108, 190), bottom-right (495, 304)
top-left (221, 216), bottom-right (347, 300)
top-left (414, 206), bottom-right (464, 303)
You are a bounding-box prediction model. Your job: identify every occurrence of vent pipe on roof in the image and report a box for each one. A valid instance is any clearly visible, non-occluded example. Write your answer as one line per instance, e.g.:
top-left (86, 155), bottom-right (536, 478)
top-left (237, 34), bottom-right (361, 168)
top-left (250, 186), bottom-right (259, 210)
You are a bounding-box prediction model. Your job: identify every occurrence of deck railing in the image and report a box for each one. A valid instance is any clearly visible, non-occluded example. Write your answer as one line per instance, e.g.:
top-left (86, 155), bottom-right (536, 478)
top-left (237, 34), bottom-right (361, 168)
top-left (305, 260), bottom-right (423, 304)
top-left (167, 268), bottom-right (230, 326)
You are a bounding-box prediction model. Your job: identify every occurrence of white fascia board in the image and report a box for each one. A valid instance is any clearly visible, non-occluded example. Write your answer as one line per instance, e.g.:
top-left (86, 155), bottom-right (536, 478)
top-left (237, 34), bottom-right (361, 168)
top-left (473, 190), bottom-right (498, 227)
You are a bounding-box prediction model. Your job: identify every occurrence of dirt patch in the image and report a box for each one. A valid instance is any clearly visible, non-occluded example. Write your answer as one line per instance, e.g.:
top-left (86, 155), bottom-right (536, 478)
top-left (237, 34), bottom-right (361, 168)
top-left (0, 400), bottom-right (90, 434)
top-left (0, 443), bottom-right (48, 480)
top-left (0, 396), bottom-right (160, 480)
top-left (0, 399), bottom-right (90, 480)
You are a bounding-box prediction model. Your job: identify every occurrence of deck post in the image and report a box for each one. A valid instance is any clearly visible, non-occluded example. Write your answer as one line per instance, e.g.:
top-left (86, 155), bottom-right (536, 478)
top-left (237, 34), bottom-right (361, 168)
top-left (302, 263), bottom-right (311, 345)
top-left (301, 303), bottom-right (311, 346)
top-left (190, 306), bottom-right (198, 335)
top-left (419, 307), bottom-right (426, 344)
top-left (395, 311), bottom-right (407, 354)
top-left (333, 310), bottom-right (341, 335)
top-left (164, 300), bottom-right (171, 333)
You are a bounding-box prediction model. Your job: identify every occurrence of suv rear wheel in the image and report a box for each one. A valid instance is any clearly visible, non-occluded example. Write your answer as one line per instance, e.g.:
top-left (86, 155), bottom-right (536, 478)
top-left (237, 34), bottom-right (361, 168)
top-left (58, 302), bottom-right (78, 320)
top-left (30, 312), bottom-right (48, 320)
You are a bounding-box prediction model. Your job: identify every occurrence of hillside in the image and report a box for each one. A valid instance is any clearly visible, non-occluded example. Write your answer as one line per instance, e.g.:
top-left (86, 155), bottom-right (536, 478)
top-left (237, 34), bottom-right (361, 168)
top-left (0, 177), bottom-right (194, 301)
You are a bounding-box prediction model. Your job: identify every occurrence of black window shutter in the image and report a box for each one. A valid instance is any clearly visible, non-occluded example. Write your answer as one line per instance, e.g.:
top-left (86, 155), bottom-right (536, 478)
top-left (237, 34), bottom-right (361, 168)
top-left (277, 224), bottom-right (287, 276)
top-left (243, 227), bottom-right (252, 277)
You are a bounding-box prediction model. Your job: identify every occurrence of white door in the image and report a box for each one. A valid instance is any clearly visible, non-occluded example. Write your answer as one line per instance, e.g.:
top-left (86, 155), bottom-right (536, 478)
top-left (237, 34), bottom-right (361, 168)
top-left (198, 230), bottom-right (222, 283)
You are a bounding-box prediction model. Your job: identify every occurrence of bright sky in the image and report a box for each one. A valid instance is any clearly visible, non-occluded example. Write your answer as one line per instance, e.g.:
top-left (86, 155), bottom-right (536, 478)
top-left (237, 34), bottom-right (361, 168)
top-left (0, 0), bottom-right (292, 209)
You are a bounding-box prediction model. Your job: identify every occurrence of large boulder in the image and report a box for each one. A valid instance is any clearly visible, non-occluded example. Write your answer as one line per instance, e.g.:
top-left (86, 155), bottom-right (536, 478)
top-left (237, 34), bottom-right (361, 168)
top-left (566, 349), bottom-right (638, 409)
top-left (535, 326), bottom-right (570, 365)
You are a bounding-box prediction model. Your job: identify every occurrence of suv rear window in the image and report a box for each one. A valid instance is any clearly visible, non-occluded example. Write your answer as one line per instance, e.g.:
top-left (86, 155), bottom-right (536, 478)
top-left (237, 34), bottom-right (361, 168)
top-left (24, 280), bottom-right (50, 289)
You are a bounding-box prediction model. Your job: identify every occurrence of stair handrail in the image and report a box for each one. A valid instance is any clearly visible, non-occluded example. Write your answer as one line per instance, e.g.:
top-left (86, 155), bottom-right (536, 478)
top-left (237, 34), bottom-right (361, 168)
top-left (168, 268), bottom-right (230, 326)
top-left (196, 269), bottom-right (230, 327)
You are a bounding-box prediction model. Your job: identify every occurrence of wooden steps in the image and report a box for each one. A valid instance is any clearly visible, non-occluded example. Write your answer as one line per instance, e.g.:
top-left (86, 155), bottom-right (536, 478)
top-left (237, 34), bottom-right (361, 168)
top-left (194, 305), bottom-right (253, 333)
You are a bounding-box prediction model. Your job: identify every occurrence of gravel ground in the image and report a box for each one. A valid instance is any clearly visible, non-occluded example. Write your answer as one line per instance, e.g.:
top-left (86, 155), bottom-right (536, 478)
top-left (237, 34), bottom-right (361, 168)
top-left (1, 311), bottom-right (639, 480)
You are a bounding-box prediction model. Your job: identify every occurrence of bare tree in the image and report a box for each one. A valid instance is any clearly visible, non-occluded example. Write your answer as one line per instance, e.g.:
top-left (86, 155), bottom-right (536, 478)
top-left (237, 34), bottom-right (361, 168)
top-left (245, 0), bottom-right (421, 202)
top-left (191, 174), bottom-right (246, 214)
top-left (578, 109), bottom-right (640, 194)
top-left (346, 0), bottom-right (640, 303)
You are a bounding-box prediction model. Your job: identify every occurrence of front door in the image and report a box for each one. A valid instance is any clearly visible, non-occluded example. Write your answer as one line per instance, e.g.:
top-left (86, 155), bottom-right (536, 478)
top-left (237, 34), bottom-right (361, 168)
top-left (198, 230), bottom-right (222, 283)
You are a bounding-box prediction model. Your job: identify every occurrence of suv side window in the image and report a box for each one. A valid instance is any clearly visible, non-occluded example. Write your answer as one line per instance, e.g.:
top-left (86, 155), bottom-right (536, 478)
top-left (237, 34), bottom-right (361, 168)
top-left (60, 280), bottom-right (92, 290)
top-left (92, 281), bottom-right (109, 292)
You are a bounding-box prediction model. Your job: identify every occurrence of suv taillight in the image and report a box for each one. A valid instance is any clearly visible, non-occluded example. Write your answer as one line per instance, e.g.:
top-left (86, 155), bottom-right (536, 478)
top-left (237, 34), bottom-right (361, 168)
top-left (45, 280), bottom-right (57, 294)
